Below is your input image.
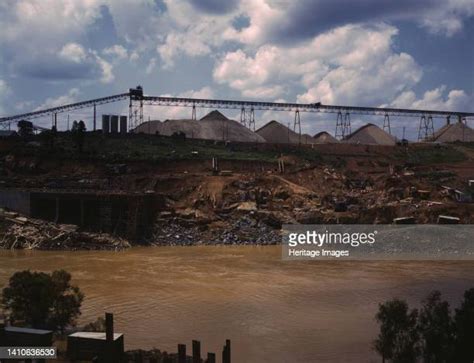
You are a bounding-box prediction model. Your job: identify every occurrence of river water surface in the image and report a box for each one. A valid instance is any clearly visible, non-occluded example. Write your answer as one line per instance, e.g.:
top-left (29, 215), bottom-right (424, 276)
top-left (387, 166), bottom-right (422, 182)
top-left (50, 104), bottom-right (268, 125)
top-left (1, 246), bottom-right (473, 362)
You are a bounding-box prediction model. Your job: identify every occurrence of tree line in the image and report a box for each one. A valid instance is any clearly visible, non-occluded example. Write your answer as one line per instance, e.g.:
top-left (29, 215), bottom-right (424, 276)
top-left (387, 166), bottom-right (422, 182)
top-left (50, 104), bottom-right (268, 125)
top-left (374, 289), bottom-right (474, 362)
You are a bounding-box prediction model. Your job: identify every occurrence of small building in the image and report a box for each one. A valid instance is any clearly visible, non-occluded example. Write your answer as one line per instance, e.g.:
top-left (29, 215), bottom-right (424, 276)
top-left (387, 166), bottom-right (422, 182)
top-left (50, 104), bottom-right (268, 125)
top-left (67, 332), bottom-right (124, 361)
top-left (0, 326), bottom-right (53, 347)
top-left (0, 130), bottom-right (18, 138)
top-left (67, 313), bottom-right (124, 362)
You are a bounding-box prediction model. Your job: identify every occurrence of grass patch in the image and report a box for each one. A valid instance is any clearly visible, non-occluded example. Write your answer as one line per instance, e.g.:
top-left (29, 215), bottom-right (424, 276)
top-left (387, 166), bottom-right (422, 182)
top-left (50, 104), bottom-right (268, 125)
top-left (395, 144), bottom-right (467, 165)
top-left (8, 133), bottom-right (324, 164)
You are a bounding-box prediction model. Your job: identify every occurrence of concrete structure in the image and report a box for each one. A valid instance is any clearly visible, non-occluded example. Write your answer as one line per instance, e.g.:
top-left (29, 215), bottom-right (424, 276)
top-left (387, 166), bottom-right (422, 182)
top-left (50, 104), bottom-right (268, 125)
top-left (110, 115), bottom-right (119, 134)
top-left (120, 116), bottom-right (127, 134)
top-left (0, 190), bottom-right (30, 215)
top-left (0, 189), bottom-right (162, 240)
top-left (102, 115), bottom-right (110, 134)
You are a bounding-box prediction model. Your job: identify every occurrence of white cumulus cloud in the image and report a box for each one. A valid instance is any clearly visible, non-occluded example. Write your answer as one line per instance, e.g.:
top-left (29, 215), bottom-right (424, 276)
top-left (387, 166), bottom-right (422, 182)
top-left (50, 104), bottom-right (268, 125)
top-left (214, 24), bottom-right (424, 105)
top-left (103, 45), bottom-right (128, 60)
top-left (35, 88), bottom-right (80, 110)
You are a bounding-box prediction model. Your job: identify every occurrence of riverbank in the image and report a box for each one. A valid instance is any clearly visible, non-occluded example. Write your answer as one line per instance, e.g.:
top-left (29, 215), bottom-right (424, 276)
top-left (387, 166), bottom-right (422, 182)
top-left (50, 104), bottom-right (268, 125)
top-left (1, 247), bottom-right (473, 362)
top-left (1, 135), bottom-right (473, 250)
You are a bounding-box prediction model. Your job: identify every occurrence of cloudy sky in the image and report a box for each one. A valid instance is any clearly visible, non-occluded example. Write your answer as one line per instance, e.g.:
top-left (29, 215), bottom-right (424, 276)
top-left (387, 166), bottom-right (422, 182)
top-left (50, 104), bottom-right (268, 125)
top-left (0, 0), bottom-right (473, 138)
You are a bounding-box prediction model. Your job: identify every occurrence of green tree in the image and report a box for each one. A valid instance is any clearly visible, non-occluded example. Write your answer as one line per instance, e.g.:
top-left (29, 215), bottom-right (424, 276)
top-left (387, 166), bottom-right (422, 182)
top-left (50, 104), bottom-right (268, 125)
top-left (40, 125), bottom-right (57, 150)
top-left (71, 120), bottom-right (86, 152)
top-left (374, 299), bottom-right (419, 363)
top-left (418, 291), bottom-right (455, 363)
top-left (1, 270), bottom-right (84, 333)
top-left (17, 120), bottom-right (34, 138)
top-left (453, 288), bottom-right (474, 361)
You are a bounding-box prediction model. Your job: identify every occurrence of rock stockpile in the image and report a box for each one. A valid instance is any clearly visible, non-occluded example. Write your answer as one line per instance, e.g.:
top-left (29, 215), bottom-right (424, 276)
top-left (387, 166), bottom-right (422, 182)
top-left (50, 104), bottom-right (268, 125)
top-left (313, 131), bottom-right (339, 144)
top-left (256, 120), bottom-right (316, 144)
top-left (432, 122), bottom-right (474, 142)
top-left (344, 123), bottom-right (396, 145)
top-left (134, 110), bottom-right (266, 143)
top-left (151, 213), bottom-right (280, 246)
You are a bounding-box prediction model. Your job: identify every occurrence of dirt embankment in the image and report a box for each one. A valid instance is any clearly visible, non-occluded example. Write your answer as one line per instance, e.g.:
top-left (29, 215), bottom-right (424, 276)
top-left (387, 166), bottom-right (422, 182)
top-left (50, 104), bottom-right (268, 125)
top-left (1, 139), bottom-right (473, 248)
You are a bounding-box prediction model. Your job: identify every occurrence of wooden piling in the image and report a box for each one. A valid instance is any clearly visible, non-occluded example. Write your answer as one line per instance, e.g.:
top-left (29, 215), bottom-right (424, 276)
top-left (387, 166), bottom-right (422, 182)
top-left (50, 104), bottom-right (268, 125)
top-left (207, 352), bottom-right (216, 363)
top-left (162, 352), bottom-right (172, 363)
top-left (223, 339), bottom-right (231, 363)
top-left (178, 344), bottom-right (186, 363)
top-left (192, 340), bottom-right (201, 363)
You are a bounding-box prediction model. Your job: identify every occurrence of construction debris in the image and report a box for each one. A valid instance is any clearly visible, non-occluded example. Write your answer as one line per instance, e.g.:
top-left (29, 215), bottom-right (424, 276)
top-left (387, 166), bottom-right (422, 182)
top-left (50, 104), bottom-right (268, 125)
top-left (393, 217), bottom-right (416, 224)
top-left (0, 210), bottom-right (129, 250)
top-left (437, 215), bottom-right (460, 224)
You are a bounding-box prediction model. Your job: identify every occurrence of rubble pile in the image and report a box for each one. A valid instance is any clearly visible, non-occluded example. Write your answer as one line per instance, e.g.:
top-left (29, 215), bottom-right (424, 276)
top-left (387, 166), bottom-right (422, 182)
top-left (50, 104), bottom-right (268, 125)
top-left (151, 214), bottom-right (280, 246)
top-left (0, 210), bottom-right (130, 250)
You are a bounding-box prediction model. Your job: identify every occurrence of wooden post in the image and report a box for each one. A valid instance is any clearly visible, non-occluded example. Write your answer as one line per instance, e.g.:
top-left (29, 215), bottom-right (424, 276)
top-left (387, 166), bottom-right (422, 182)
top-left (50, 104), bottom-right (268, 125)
top-left (224, 339), bottom-right (231, 363)
top-left (104, 312), bottom-right (114, 363)
top-left (80, 199), bottom-right (85, 226)
top-left (178, 344), bottom-right (186, 363)
top-left (54, 197), bottom-right (60, 223)
top-left (222, 342), bottom-right (231, 363)
top-left (105, 313), bottom-right (114, 343)
top-left (207, 352), bottom-right (216, 363)
top-left (192, 340), bottom-right (201, 363)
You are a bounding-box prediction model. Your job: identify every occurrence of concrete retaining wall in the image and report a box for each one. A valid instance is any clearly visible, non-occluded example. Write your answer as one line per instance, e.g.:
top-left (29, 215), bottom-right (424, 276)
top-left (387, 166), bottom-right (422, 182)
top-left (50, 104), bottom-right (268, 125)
top-left (0, 190), bottom-right (31, 215)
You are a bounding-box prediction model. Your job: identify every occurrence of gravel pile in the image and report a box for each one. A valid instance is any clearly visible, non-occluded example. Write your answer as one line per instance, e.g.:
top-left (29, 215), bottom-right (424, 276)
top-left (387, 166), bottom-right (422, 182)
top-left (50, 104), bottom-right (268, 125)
top-left (313, 131), bottom-right (339, 143)
top-left (256, 120), bottom-right (315, 144)
top-left (134, 110), bottom-right (266, 143)
top-left (344, 123), bottom-right (396, 145)
top-left (433, 122), bottom-right (474, 142)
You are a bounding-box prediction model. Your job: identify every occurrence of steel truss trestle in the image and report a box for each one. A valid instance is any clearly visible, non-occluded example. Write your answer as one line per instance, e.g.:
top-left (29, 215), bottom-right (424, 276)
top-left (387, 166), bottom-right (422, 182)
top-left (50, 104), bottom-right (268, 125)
top-left (1, 88), bottom-right (473, 134)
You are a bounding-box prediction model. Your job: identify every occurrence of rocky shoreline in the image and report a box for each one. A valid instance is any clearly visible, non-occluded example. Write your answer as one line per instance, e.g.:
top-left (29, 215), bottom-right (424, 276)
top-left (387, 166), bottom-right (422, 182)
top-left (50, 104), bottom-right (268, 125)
top-left (0, 208), bottom-right (281, 250)
top-left (150, 214), bottom-right (281, 246)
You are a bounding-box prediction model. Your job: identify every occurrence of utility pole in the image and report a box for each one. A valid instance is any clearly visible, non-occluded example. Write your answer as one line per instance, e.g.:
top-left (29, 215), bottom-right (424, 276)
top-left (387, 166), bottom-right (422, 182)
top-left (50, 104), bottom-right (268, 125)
top-left (93, 103), bottom-right (97, 131)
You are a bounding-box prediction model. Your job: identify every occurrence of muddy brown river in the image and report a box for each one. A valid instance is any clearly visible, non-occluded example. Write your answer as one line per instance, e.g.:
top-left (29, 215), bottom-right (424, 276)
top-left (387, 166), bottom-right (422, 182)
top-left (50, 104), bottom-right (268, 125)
top-left (1, 246), bottom-right (473, 362)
